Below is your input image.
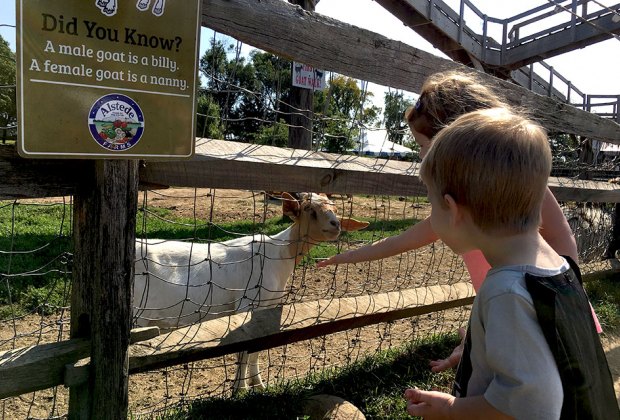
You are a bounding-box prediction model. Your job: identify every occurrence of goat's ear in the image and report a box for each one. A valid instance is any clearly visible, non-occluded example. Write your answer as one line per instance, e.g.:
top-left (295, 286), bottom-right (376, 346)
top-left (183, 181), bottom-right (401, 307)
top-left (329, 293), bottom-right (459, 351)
top-left (282, 192), bottom-right (301, 219)
top-left (339, 218), bottom-right (369, 232)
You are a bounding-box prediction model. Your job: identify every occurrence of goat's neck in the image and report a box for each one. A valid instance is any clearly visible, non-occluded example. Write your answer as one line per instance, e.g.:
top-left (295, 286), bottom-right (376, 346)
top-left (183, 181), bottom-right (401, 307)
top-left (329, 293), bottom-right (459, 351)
top-left (274, 224), bottom-right (318, 265)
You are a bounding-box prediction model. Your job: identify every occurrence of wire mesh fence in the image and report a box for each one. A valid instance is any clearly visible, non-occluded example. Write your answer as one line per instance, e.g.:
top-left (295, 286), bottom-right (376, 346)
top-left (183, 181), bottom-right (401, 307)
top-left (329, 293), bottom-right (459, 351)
top-left (0, 17), bottom-right (619, 420)
top-left (1, 186), bottom-right (617, 417)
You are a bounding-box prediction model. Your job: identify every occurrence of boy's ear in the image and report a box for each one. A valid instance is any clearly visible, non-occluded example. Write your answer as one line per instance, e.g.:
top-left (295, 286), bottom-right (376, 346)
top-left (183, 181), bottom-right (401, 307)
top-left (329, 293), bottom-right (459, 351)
top-left (443, 194), bottom-right (463, 226)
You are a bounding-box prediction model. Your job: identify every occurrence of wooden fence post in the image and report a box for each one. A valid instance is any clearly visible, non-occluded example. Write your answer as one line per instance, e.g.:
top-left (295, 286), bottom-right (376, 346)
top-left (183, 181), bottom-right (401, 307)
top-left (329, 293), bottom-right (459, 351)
top-left (606, 203), bottom-right (620, 262)
top-left (69, 160), bottom-right (139, 420)
top-left (287, 0), bottom-right (315, 150)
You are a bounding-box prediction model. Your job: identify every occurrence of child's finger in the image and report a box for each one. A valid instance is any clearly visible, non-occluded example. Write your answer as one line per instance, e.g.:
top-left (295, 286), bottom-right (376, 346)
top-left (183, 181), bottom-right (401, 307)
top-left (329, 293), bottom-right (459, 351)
top-left (429, 358), bottom-right (450, 372)
top-left (406, 401), bottom-right (430, 417)
top-left (405, 390), bottom-right (432, 416)
top-left (315, 258), bottom-right (333, 268)
top-left (403, 387), bottom-right (424, 403)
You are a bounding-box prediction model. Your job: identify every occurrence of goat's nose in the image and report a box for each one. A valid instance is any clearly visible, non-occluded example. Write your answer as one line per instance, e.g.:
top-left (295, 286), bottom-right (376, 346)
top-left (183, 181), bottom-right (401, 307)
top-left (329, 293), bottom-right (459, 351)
top-left (331, 220), bottom-right (340, 229)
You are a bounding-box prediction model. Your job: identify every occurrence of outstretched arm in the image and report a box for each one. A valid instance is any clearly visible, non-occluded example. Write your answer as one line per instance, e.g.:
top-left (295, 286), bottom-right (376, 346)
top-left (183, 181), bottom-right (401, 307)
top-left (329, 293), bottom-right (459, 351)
top-left (540, 187), bottom-right (579, 263)
top-left (317, 216), bottom-right (438, 267)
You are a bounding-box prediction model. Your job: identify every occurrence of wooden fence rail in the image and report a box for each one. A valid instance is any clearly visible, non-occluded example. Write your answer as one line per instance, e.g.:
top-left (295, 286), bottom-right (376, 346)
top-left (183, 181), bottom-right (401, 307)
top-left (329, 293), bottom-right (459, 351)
top-left (201, 0), bottom-right (620, 144)
top-left (0, 283), bottom-right (474, 399)
top-left (2, 140), bottom-right (620, 202)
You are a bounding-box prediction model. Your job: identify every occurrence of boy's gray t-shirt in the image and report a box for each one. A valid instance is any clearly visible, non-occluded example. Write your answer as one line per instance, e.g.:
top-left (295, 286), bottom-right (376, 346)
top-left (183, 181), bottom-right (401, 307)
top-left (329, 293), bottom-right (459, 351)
top-left (465, 262), bottom-right (569, 419)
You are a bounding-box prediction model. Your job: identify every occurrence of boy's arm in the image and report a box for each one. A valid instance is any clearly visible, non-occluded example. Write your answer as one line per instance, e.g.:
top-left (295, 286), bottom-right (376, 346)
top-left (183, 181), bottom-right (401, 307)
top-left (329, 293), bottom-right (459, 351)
top-left (404, 388), bottom-right (513, 420)
top-left (317, 216), bottom-right (438, 267)
top-left (540, 187), bottom-right (579, 263)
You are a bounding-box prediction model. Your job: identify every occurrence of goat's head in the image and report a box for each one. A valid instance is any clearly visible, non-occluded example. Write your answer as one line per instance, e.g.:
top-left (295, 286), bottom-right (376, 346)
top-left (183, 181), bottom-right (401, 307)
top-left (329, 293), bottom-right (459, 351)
top-left (281, 192), bottom-right (368, 243)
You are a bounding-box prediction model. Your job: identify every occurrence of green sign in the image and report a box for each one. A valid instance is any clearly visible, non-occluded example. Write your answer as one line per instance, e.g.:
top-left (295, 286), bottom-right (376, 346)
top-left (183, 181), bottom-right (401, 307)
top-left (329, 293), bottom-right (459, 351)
top-left (17, 0), bottom-right (201, 158)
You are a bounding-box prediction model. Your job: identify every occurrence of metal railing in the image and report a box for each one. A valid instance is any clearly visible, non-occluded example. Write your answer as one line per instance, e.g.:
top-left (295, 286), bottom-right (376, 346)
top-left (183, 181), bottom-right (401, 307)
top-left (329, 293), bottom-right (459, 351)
top-left (415, 0), bottom-right (620, 121)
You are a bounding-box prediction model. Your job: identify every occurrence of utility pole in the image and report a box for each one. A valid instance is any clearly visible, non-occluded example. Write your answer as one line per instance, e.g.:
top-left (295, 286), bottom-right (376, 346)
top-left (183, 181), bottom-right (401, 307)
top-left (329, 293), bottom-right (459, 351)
top-left (287, 0), bottom-right (317, 150)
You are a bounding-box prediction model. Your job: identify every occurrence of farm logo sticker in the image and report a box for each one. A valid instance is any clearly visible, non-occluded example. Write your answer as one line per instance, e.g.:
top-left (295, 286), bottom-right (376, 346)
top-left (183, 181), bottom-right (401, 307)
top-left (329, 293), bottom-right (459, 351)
top-left (88, 93), bottom-right (145, 151)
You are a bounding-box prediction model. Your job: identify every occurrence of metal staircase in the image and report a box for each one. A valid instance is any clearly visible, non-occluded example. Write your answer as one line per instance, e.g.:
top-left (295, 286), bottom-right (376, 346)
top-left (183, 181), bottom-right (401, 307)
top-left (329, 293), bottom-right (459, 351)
top-left (375, 0), bottom-right (620, 122)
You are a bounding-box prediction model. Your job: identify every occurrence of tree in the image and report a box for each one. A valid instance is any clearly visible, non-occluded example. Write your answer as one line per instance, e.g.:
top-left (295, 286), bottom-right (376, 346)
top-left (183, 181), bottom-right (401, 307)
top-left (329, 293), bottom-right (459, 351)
top-left (196, 95), bottom-right (223, 140)
top-left (250, 51), bottom-right (292, 118)
top-left (199, 40), bottom-right (294, 143)
top-left (238, 51), bottom-right (291, 143)
top-left (199, 38), bottom-right (258, 141)
top-left (0, 35), bottom-right (16, 142)
top-left (383, 90), bottom-right (413, 145)
top-left (314, 75), bottom-right (381, 153)
top-left (254, 118), bottom-right (289, 147)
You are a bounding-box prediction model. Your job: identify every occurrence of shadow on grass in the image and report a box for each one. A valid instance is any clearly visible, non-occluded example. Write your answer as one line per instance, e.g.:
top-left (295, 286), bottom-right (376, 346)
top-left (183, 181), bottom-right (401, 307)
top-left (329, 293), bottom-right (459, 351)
top-left (158, 334), bottom-right (460, 420)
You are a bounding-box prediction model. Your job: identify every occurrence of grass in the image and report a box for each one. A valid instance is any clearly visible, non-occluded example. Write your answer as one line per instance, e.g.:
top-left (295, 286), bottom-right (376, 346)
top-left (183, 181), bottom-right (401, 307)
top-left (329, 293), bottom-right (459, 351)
top-left (0, 199), bottom-right (420, 318)
top-left (2, 197), bottom-right (620, 419)
top-left (0, 201), bottom-right (72, 316)
top-left (156, 333), bottom-right (461, 420)
top-left (584, 271), bottom-right (620, 332)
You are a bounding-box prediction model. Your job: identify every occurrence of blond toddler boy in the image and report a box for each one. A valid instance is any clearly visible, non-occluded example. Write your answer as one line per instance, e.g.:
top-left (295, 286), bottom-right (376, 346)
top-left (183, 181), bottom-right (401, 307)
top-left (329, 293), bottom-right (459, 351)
top-left (404, 108), bottom-right (617, 419)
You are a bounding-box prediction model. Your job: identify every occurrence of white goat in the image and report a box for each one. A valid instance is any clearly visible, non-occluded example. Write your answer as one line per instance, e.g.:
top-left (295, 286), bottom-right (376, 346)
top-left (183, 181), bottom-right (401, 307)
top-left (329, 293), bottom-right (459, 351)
top-left (133, 192), bottom-right (368, 392)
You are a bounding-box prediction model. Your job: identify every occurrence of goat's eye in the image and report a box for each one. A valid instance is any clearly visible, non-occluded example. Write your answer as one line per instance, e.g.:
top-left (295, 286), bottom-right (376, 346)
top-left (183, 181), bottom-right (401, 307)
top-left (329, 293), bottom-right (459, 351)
top-left (310, 209), bottom-right (317, 219)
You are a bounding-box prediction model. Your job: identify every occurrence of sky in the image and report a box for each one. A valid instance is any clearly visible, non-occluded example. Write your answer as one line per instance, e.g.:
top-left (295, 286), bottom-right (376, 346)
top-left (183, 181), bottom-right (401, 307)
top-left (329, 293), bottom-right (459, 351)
top-left (2, 0), bottom-right (619, 103)
top-left (313, 0), bottom-right (620, 114)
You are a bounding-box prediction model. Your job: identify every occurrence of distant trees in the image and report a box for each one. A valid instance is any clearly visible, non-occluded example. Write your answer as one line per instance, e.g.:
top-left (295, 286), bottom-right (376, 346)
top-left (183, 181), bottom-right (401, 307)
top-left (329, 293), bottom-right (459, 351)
top-left (0, 35), bottom-right (16, 142)
top-left (383, 90), bottom-right (413, 145)
top-left (197, 40), bottom-right (383, 152)
top-left (383, 90), bottom-right (420, 159)
top-left (314, 75), bottom-right (381, 153)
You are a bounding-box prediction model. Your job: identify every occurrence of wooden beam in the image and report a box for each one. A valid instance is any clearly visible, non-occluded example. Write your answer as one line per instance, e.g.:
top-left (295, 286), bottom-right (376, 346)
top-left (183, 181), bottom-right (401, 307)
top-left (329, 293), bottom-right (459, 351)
top-left (548, 177), bottom-right (620, 203)
top-left (0, 284), bottom-right (473, 397)
top-left (64, 327), bottom-right (160, 388)
top-left (2, 142), bottom-right (620, 202)
top-left (201, 0), bottom-right (620, 143)
top-left (139, 139), bottom-right (427, 196)
top-left (0, 145), bottom-right (86, 199)
top-left (0, 338), bottom-right (90, 399)
top-left (128, 283), bottom-right (474, 373)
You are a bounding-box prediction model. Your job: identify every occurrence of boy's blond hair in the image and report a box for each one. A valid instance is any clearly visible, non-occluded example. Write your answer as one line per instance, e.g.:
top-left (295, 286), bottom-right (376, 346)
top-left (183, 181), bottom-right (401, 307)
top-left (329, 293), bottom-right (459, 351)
top-left (405, 70), bottom-right (512, 139)
top-left (420, 108), bottom-right (551, 234)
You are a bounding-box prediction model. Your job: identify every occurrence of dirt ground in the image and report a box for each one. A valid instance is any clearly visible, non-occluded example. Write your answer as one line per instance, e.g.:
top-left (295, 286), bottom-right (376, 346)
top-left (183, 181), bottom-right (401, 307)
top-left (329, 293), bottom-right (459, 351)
top-left (2, 188), bottom-right (619, 418)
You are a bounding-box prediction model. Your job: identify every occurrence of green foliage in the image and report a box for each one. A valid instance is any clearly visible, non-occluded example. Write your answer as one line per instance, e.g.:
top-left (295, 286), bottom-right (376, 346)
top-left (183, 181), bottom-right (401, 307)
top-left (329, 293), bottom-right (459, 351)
top-left (196, 95), bottom-right (223, 139)
top-left (253, 118), bottom-right (289, 147)
top-left (315, 75), bottom-right (381, 153)
top-left (198, 42), bottom-right (394, 152)
top-left (20, 284), bottom-right (69, 315)
top-left (383, 91), bottom-right (414, 145)
top-left (548, 133), bottom-right (581, 169)
top-left (0, 35), bottom-right (16, 139)
top-left (198, 40), bottom-right (295, 143)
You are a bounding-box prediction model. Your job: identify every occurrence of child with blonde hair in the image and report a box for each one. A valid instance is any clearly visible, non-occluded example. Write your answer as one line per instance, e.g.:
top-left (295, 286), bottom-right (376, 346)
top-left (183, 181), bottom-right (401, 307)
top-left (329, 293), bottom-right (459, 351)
top-left (317, 70), bottom-right (601, 370)
top-left (404, 108), bottom-right (616, 419)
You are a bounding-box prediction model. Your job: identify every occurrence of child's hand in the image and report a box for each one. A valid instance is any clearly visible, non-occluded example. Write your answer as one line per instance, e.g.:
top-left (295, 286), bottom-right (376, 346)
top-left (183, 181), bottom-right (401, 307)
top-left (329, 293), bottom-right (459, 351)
top-left (316, 252), bottom-right (351, 267)
top-left (429, 327), bottom-right (466, 373)
top-left (315, 256), bottom-right (338, 268)
top-left (404, 388), bottom-right (455, 419)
